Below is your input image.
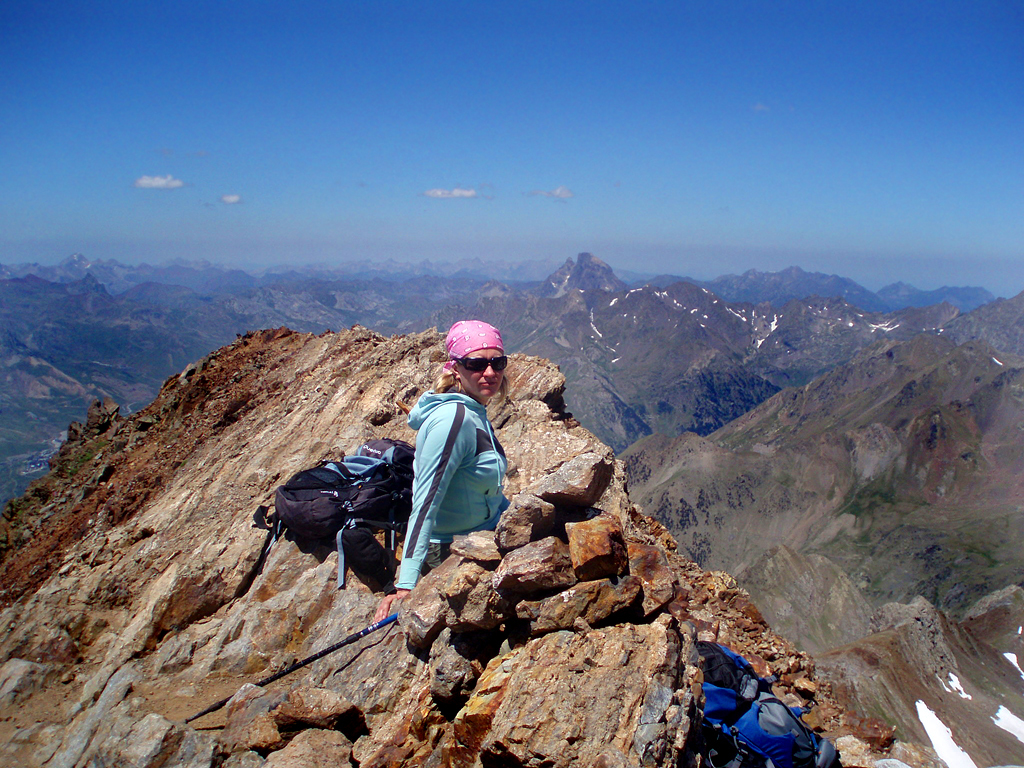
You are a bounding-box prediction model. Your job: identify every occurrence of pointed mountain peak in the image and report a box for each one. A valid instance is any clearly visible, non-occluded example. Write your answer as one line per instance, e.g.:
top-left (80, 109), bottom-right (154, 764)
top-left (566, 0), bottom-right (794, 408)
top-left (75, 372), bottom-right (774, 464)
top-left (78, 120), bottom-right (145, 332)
top-left (539, 253), bottom-right (626, 297)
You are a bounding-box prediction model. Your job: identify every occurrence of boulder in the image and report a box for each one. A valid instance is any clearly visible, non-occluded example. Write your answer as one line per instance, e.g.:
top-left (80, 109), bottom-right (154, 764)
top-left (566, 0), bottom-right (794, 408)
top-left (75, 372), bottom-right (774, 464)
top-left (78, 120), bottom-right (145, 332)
top-left (219, 684), bottom-right (287, 754)
top-left (443, 559), bottom-right (512, 631)
top-left (494, 494), bottom-right (556, 552)
top-left (450, 531), bottom-right (501, 564)
top-left (272, 685), bottom-right (362, 733)
top-left (263, 728), bottom-right (354, 768)
top-left (492, 536), bottom-right (576, 594)
top-left (566, 513), bottom-right (628, 581)
top-left (534, 452), bottom-right (614, 508)
top-left (515, 576), bottom-right (643, 636)
top-left (627, 543), bottom-right (677, 616)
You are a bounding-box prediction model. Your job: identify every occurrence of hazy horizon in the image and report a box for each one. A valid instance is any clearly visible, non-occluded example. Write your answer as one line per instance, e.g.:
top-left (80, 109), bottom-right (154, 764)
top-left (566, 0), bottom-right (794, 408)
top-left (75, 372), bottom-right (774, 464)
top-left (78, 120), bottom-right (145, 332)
top-left (2, 2), bottom-right (1020, 296)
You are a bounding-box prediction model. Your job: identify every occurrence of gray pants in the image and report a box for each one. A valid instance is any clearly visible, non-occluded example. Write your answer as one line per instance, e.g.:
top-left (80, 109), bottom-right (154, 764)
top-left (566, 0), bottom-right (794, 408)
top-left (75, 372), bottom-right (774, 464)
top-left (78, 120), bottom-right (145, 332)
top-left (423, 542), bottom-right (452, 575)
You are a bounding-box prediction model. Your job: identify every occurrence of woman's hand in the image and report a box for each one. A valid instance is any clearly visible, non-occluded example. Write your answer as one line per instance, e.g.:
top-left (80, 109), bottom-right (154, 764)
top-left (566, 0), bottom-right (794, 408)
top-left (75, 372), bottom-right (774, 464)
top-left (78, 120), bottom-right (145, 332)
top-left (374, 589), bottom-right (410, 623)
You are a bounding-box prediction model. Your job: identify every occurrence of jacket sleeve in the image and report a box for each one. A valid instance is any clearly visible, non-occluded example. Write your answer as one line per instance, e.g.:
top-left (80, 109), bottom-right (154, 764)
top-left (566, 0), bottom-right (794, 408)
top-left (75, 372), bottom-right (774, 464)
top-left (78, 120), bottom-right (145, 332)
top-left (396, 403), bottom-right (473, 590)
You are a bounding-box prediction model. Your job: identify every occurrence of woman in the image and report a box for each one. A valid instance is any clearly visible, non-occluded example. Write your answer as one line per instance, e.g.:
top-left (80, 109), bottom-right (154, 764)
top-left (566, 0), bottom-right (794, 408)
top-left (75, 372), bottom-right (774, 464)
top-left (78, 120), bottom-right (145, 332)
top-left (374, 320), bottom-right (510, 621)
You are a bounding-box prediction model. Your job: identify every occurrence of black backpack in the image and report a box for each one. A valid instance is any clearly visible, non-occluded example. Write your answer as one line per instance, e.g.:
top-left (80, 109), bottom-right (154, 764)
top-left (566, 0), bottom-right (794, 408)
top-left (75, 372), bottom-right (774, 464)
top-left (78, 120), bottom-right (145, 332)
top-left (255, 438), bottom-right (415, 593)
top-left (697, 641), bottom-right (842, 768)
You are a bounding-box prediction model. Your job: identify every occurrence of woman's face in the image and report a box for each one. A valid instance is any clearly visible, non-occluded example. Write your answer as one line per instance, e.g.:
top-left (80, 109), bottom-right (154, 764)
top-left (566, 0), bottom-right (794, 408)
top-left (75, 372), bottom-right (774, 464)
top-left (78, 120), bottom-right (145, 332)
top-left (454, 347), bottom-right (505, 404)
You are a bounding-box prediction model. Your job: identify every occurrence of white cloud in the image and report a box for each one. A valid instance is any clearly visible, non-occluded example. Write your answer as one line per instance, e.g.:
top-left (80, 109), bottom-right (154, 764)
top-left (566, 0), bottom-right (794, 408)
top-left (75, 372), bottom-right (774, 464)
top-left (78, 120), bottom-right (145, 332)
top-left (530, 186), bottom-right (574, 199)
top-left (221, 194), bottom-right (242, 204)
top-left (752, 103), bottom-right (770, 112)
top-left (423, 187), bottom-right (477, 199)
top-left (134, 175), bottom-right (185, 189)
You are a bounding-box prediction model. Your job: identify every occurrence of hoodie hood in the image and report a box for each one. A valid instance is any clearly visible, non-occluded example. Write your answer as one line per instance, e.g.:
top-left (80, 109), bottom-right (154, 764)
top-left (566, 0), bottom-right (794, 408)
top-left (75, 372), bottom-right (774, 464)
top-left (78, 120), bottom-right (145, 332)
top-left (408, 390), bottom-right (488, 431)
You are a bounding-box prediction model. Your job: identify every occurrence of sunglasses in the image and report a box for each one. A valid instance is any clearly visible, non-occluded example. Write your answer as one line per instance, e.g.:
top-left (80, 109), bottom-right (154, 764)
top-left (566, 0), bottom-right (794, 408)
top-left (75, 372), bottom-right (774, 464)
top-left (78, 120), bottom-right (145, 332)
top-left (456, 355), bottom-right (508, 372)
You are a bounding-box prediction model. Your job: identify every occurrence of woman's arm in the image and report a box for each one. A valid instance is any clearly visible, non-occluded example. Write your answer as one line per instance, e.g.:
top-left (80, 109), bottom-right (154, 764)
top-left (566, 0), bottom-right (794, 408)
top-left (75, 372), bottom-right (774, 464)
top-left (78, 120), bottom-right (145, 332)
top-left (393, 402), bottom-right (472, 590)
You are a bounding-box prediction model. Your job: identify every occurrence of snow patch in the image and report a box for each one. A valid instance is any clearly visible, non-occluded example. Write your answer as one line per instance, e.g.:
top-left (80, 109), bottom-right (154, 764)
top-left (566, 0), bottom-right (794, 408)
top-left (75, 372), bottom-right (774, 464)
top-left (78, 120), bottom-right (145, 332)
top-left (869, 320), bottom-right (901, 333)
top-left (611, 357), bottom-right (620, 363)
top-left (992, 706), bottom-right (1024, 746)
top-left (993, 357), bottom-right (1004, 366)
top-left (940, 673), bottom-right (972, 700)
top-left (1004, 652), bottom-right (1024, 682)
top-left (915, 701), bottom-right (978, 768)
top-left (609, 297), bottom-right (619, 307)
top-left (589, 310), bottom-right (603, 338)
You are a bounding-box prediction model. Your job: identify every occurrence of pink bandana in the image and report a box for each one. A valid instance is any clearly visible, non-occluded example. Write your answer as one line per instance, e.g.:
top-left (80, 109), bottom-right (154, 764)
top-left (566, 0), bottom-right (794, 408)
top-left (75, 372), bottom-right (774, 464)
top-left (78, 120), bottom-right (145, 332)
top-left (443, 320), bottom-right (504, 372)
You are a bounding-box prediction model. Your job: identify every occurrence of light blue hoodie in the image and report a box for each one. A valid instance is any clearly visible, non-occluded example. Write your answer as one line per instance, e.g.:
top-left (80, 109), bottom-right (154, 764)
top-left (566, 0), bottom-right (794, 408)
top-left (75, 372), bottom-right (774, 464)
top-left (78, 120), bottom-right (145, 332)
top-left (395, 391), bottom-right (509, 590)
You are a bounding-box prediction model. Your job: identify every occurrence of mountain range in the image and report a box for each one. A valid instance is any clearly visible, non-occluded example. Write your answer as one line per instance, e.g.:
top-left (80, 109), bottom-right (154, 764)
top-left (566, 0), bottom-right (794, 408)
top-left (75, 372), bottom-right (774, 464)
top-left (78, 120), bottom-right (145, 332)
top-left (0, 253), bottom-right (1012, 510)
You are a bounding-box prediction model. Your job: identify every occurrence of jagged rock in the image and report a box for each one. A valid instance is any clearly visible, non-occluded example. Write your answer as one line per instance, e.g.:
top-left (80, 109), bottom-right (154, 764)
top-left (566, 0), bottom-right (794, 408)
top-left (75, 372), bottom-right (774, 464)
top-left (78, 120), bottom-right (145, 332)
top-left (89, 711), bottom-right (215, 768)
top-left (444, 559), bottom-right (512, 631)
top-left (85, 396), bottom-right (121, 434)
top-left (222, 752), bottom-right (265, 768)
top-left (263, 728), bottom-right (354, 768)
top-left (566, 513), bottom-right (628, 581)
top-left (627, 543), bottom-right (677, 616)
top-left (841, 712), bottom-right (896, 751)
top-left (835, 735), bottom-right (875, 768)
top-left (0, 658), bottom-right (50, 707)
top-left (219, 684), bottom-right (288, 754)
top-left (534, 452), bottom-right (614, 507)
top-left (888, 741), bottom-right (947, 768)
top-left (273, 685), bottom-right (362, 732)
top-left (450, 531), bottom-right (501, 564)
top-left (428, 628), bottom-right (503, 704)
top-left (515, 575), bottom-right (642, 636)
top-left (494, 493), bottom-right (556, 552)
top-left (492, 536), bottom-right (576, 594)
top-left (399, 556), bottom-right (459, 649)
top-left (444, 620), bottom-right (695, 767)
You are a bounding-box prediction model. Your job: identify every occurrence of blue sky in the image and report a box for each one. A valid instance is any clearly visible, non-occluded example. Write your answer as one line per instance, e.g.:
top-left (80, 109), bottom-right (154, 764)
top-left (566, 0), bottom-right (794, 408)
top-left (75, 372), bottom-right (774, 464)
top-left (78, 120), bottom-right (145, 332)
top-left (1, 1), bottom-right (1021, 294)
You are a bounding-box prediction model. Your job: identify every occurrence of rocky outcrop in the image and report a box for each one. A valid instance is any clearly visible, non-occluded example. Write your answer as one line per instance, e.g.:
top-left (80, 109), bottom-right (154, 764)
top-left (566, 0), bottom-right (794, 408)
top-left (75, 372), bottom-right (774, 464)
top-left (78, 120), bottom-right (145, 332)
top-left (817, 595), bottom-right (1024, 767)
top-left (0, 326), bottom-right (916, 767)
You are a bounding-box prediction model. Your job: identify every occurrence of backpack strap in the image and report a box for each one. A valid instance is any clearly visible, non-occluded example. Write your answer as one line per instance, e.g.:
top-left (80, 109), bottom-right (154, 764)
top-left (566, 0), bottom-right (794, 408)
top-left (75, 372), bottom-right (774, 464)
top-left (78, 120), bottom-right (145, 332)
top-left (336, 526), bottom-right (348, 590)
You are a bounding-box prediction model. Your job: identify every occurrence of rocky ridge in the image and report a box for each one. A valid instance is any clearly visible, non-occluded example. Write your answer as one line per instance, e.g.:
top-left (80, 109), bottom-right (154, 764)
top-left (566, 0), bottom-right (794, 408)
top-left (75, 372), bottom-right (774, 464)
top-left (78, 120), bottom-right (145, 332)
top-left (0, 327), bottom-right (923, 767)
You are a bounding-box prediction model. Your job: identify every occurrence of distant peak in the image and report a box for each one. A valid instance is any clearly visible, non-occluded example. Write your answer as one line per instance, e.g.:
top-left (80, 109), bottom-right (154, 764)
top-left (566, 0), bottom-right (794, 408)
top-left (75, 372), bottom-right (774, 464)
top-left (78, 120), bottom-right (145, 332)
top-left (540, 253), bottom-right (626, 297)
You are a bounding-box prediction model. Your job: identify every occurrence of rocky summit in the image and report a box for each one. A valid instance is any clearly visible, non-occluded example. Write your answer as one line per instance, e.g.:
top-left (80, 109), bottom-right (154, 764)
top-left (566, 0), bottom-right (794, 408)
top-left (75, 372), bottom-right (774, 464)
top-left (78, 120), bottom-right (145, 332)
top-left (0, 327), bottom-right (936, 767)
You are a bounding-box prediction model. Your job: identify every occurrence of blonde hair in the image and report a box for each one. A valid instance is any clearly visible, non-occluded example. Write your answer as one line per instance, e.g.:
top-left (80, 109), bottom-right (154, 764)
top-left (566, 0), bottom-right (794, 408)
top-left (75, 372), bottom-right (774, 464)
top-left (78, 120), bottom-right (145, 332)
top-left (434, 366), bottom-right (510, 401)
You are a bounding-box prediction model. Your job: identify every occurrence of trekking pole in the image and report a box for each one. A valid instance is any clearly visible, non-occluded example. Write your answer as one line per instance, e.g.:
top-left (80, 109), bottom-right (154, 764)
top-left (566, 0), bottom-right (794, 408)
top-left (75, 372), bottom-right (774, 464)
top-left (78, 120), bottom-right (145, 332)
top-left (185, 613), bottom-right (398, 724)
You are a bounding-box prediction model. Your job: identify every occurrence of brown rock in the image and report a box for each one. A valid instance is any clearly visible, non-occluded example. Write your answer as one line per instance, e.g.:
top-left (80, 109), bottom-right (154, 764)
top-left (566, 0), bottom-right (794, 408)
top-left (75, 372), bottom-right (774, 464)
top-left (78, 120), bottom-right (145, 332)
top-left (492, 536), bottom-right (576, 595)
top-left (841, 712), bottom-right (896, 751)
top-left (263, 728), bottom-right (353, 768)
top-left (495, 494), bottom-right (556, 552)
top-left (628, 543), bottom-right (678, 617)
top-left (444, 621), bottom-right (692, 767)
top-left (792, 676), bottom-right (818, 698)
top-left (450, 531), bottom-right (501, 564)
top-left (534, 452), bottom-right (614, 508)
top-left (399, 556), bottom-right (459, 648)
top-left (272, 685), bottom-right (361, 731)
top-left (219, 684), bottom-right (287, 754)
top-left (515, 576), bottom-right (643, 635)
top-left (889, 740), bottom-right (948, 768)
top-left (566, 514), bottom-right (628, 581)
top-left (444, 560), bottom-right (512, 631)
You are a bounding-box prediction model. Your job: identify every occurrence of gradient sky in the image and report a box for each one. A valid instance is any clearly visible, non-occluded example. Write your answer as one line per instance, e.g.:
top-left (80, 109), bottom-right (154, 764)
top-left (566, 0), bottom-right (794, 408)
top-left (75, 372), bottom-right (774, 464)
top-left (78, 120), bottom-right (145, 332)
top-left (1, 1), bottom-right (1021, 294)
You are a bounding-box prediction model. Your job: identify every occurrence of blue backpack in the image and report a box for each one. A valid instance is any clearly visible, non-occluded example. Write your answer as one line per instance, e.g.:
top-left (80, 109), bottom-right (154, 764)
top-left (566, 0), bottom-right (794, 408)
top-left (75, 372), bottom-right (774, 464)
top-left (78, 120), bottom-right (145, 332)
top-left (697, 641), bottom-right (842, 768)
